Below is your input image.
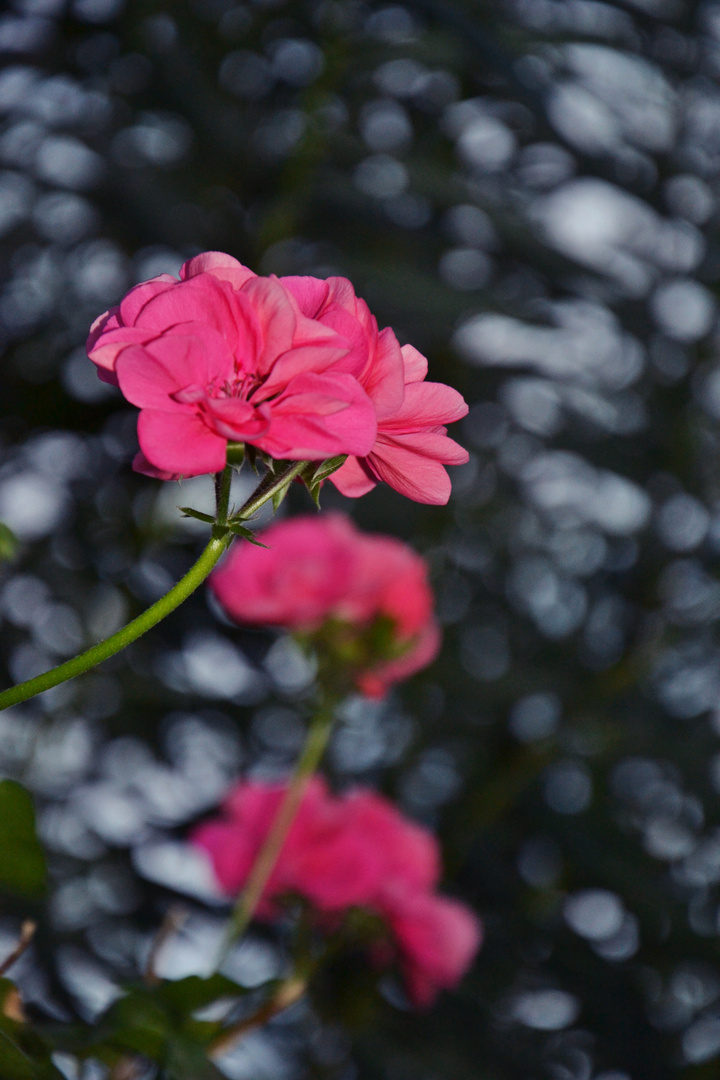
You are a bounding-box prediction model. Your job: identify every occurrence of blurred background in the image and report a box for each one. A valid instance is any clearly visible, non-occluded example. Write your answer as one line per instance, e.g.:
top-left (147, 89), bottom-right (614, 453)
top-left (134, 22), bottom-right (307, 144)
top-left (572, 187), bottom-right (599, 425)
top-left (3, 0), bottom-right (720, 1076)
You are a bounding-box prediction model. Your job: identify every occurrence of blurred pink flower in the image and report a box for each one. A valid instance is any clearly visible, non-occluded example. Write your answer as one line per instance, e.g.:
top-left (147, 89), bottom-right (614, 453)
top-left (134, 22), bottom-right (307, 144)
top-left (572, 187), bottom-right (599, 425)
top-left (209, 513), bottom-right (440, 697)
top-left (87, 254), bottom-right (376, 478)
top-left (192, 775), bottom-right (481, 1006)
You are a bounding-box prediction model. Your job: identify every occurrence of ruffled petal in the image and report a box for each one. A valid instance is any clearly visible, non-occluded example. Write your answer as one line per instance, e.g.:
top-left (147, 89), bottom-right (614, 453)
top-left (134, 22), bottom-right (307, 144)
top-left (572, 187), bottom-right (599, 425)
top-left (181, 252), bottom-right (257, 287)
top-left (137, 409), bottom-right (228, 477)
top-left (255, 372), bottom-right (377, 459)
top-left (119, 275), bottom-right (177, 326)
top-left (401, 344), bottom-right (429, 383)
top-left (366, 437), bottom-right (464, 505)
top-left (329, 455), bottom-right (378, 498)
top-left (381, 380), bottom-right (469, 431)
top-left (280, 275), bottom-right (330, 318)
top-left (115, 325), bottom-right (235, 409)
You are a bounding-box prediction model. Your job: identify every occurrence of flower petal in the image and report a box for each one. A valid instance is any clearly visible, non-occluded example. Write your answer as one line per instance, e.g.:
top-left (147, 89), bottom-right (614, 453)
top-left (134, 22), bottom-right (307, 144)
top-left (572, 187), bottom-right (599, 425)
top-left (115, 325), bottom-right (235, 410)
top-left (329, 455), bottom-right (378, 498)
top-left (137, 409), bottom-right (228, 477)
top-left (381, 380), bottom-right (469, 431)
top-left (181, 252), bottom-right (257, 287)
top-left (255, 372), bottom-right (377, 459)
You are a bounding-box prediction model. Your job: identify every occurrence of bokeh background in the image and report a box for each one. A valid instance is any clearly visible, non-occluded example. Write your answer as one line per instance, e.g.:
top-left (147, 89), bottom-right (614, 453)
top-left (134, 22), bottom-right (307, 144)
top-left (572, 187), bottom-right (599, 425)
top-left (3, 0), bottom-right (720, 1076)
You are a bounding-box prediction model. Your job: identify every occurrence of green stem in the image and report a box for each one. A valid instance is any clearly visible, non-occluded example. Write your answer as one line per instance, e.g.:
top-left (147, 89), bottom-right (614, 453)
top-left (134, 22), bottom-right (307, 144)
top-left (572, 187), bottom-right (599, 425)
top-left (216, 696), bottom-right (338, 964)
top-left (0, 460), bottom-right (309, 712)
top-left (232, 459), bottom-right (309, 521)
top-left (0, 535), bottom-right (230, 712)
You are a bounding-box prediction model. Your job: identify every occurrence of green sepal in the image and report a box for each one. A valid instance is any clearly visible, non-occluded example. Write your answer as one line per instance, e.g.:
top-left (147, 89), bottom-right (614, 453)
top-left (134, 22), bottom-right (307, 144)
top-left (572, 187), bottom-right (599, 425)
top-left (271, 480), bottom-right (293, 513)
top-left (178, 508), bottom-right (216, 525)
top-left (0, 523), bottom-right (18, 562)
top-left (310, 454), bottom-right (348, 484)
top-left (299, 456), bottom-right (348, 508)
top-left (225, 442), bottom-right (245, 468)
top-left (245, 445), bottom-right (259, 473)
top-left (227, 523), bottom-right (269, 547)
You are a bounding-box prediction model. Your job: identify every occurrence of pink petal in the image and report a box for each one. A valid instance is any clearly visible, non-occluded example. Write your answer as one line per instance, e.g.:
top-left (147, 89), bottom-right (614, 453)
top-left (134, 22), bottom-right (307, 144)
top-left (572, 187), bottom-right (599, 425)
top-left (381, 381), bottom-right (469, 431)
top-left (358, 621), bottom-right (441, 698)
top-left (115, 326), bottom-right (235, 410)
top-left (181, 252), bottom-right (257, 287)
top-left (191, 821), bottom-right (258, 896)
top-left (280, 275), bottom-right (330, 317)
top-left (204, 398), bottom-right (270, 441)
top-left (119, 275), bottom-right (177, 326)
top-left (314, 304), bottom-right (370, 378)
top-left (255, 373), bottom-right (377, 460)
top-left (360, 327), bottom-right (405, 419)
top-left (255, 339), bottom-right (352, 399)
top-left (133, 277), bottom-right (248, 360)
top-left (383, 892), bottom-right (482, 1007)
top-left (365, 439), bottom-right (456, 505)
top-left (132, 452), bottom-right (181, 480)
top-left (87, 325), bottom-right (153, 374)
top-left (86, 305), bottom-right (119, 351)
top-left (240, 277), bottom-right (298, 373)
top-left (401, 344), bottom-right (429, 383)
top-left (329, 456), bottom-right (378, 498)
top-left (137, 409), bottom-right (228, 477)
top-left (211, 519), bottom-right (353, 628)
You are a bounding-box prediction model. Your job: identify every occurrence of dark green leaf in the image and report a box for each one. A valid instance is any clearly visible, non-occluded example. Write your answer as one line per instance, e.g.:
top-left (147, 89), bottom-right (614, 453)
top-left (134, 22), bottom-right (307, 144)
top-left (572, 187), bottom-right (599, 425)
top-left (166, 1037), bottom-right (227, 1080)
top-left (158, 974), bottom-right (244, 1014)
top-left (0, 782), bottom-right (46, 899)
top-left (101, 994), bottom-right (168, 1059)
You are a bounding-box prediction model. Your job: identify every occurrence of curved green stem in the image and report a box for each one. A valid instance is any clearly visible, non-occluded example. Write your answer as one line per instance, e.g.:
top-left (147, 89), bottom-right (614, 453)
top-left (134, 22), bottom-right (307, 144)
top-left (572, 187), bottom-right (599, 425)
top-left (216, 695), bottom-right (338, 965)
top-left (0, 532), bottom-right (232, 712)
top-left (0, 460), bottom-right (310, 712)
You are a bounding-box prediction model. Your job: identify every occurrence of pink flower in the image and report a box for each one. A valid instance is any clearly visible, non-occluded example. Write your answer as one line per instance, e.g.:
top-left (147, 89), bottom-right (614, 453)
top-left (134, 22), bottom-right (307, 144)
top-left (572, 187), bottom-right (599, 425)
top-left (192, 776), bottom-right (481, 1006)
top-left (209, 513), bottom-right (440, 697)
top-left (87, 253), bottom-right (377, 478)
top-left (281, 277), bottom-right (469, 505)
top-left (329, 345), bottom-right (470, 506)
top-left (380, 890), bottom-right (483, 1008)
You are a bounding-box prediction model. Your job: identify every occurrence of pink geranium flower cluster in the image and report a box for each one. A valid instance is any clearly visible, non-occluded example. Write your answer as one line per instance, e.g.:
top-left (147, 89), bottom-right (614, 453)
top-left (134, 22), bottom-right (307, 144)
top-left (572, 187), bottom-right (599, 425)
top-left (210, 513), bottom-right (440, 697)
top-left (192, 776), bottom-right (481, 1007)
top-left (87, 253), bottom-right (468, 503)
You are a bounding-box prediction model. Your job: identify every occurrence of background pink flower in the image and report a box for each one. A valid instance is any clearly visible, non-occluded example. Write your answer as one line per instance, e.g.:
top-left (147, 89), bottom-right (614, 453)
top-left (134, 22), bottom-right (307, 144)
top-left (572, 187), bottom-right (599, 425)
top-left (87, 254), bottom-right (377, 477)
top-left (192, 776), bottom-right (481, 1006)
top-left (209, 513), bottom-right (440, 696)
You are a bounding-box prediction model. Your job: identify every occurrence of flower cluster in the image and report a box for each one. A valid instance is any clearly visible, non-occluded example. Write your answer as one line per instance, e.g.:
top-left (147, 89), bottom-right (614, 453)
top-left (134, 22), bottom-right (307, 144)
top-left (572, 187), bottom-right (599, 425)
top-left (210, 513), bottom-right (440, 697)
top-left (193, 776), bottom-right (481, 1006)
top-left (87, 253), bottom-right (468, 503)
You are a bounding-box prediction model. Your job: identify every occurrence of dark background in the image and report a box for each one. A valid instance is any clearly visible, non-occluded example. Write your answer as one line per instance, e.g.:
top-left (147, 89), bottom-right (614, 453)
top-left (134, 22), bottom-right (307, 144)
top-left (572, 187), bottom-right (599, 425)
top-left (2, 0), bottom-right (720, 1076)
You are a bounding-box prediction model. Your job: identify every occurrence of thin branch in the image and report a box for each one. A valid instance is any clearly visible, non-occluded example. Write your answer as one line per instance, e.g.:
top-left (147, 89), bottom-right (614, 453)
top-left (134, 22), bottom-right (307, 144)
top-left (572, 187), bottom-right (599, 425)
top-left (0, 921), bottom-right (35, 978)
top-left (145, 905), bottom-right (187, 987)
top-left (209, 976), bottom-right (307, 1061)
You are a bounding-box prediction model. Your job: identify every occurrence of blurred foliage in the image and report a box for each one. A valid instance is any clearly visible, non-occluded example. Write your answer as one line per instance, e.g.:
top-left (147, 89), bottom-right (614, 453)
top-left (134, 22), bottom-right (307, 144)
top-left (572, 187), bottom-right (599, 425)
top-left (5, 0), bottom-right (720, 1077)
top-left (0, 781), bottom-right (46, 899)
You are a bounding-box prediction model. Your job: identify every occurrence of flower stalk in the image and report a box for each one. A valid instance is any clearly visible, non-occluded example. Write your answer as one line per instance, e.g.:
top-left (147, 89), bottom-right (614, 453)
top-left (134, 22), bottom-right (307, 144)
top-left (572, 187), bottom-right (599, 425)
top-left (0, 460), bottom-right (309, 712)
top-left (215, 695), bottom-right (338, 964)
